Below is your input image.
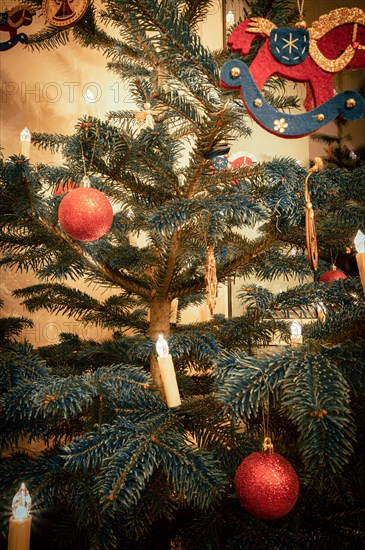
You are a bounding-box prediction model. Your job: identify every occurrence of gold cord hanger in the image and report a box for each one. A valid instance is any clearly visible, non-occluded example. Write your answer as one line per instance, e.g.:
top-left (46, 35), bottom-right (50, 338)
top-left (80, 127), bottom-right (99, 187)
top-left (295, 0), bottom-right (307, 28)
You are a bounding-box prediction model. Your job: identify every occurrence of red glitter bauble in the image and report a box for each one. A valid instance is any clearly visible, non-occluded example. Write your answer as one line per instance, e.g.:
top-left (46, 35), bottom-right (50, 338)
top-left (234, 451), bottom-right (299, 520)
top-left (319, 266), bottom-right (347, 283)
top-left (58, 187), bottom-right (113, 241)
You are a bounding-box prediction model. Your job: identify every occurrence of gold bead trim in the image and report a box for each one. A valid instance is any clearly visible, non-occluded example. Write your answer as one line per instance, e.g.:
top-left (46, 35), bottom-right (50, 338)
top-left (230, 67), bottom-right (241, 78)
top-left (346, 98), bottom-right (356, 109)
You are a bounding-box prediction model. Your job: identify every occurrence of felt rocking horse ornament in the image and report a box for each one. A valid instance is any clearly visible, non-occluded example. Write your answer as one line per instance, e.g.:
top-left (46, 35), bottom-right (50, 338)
top-left (221, 6), bottom-right (365, 138)
top-left (0, 4), bottom-right (35, 51)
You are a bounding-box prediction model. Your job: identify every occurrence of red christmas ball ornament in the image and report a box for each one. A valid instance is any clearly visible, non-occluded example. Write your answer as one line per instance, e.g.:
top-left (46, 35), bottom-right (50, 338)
top-left (319, 265), bottom-right (347, 283)
top-left (58, 181), bottom-right (113, 242)
top-left (228, 151), bottom-right (256, 168)
top-left (234, 448), bottom-right (299, 520)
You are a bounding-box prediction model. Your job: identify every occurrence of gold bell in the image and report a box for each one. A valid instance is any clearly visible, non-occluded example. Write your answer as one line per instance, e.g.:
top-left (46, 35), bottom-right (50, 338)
top-left (295, 19), bottom-right (307, 29)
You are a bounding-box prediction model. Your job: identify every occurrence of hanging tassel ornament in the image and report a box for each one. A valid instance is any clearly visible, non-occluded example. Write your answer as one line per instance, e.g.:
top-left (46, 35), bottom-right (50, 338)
top-left (304, 157), bottom-right (323, 271)
top-left (135, 102), bottom-right (156, 129)
top-left (205, 245), bottom-right (217, 315)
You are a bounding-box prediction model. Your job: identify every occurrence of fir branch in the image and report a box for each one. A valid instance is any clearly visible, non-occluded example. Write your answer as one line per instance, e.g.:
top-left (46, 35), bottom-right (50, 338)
top-left (13, 284), bottom-right (148, 331)
top-left (4, 374), bottom-right (98, 422)
top-left (182, 1), bottom-right (218, 29)
top-left (0, 316), bottom-right (33, 344)
top-left (283, 353), bottom-right (355, 478)
top-left (215, 349), bottom-right (288, 420)
top-left (36, 217), bottom-right (154, 298)
top-left (0, 342), bottom-right (47, 392)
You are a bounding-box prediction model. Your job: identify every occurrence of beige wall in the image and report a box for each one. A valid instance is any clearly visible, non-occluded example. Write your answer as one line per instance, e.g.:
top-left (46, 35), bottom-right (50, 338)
top-left (1, 2), bottom-right (127, 163)
top-left (1, 1), bottom-right (364, 343)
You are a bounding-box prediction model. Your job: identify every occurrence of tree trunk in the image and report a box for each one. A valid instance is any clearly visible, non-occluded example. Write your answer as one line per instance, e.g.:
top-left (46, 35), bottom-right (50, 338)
top-left (149, 297), bottom-right (172, 398)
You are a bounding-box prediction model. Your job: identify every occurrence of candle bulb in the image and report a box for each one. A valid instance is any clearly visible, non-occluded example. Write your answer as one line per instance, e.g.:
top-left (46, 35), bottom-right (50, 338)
top-left (226, 10), bottom-right (235, 27)
top-left (8, 483), bottom-right (32, 550)
top-left (156, 335), bottom-right (181, 408)
top-left (20, 128), bottom-right (31, 158)
top-left (84, 88), bottom-right (97, 118)
top-left (290, 320), bottom-right (302, 346)
top-left (354, 230), bottom-right (365, 292)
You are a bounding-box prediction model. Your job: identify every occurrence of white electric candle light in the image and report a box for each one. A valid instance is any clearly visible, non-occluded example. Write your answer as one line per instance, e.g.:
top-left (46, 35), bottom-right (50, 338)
top-left (355, 230), bottom-right (365, 253)
top-left (354, 230), bottom-right (365, 291)
top-left (156, 335), bottom-right (181, 408)
top-left (290, 320), bottom-right (302, 345)
top-left (84, 88), bottom-right (98, 117)
top-left (226, 10), bottom-right (235, 26)
top-left (8, 483), bottom-right (32, 550)
top-left (20, 128), bottom-right (31, 158)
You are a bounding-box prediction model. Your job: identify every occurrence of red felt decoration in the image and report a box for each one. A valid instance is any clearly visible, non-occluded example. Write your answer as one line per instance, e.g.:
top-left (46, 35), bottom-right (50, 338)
top-left (226, 8), bottom-right (365, 112)
top-left (53, 179), bottom-right (78, 196)
top-left (234, 451), bottom-right (299, 520)
top-left (228, 151), bottom-right (256, 186)
top-left (58, 187), bottom-right (113, 241)
top-left (0, 5), bottom-right (36, 51)
top-left (207, 151), bottom-right (256, 177)
top-left (319, 265), bottom-right (347, 282)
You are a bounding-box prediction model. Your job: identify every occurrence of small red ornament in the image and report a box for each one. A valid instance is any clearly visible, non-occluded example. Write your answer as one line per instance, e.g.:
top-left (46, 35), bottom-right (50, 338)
top-left (234, 447), bottom-right (299, 520)
top-left (228, 151), bottom-right (256, 169)
top-left (53, 179), bottom-right (78, 196)
top-left (319, 265), bottom-right (347, 283)
top-left (58, 182), bottom-right (113, 241)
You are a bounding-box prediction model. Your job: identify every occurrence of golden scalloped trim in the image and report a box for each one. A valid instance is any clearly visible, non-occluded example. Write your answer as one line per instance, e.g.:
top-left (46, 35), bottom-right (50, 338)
top-left (308, 41), bottom-right (355, 73)
top-left (310, 7), bottom-right (365, 39)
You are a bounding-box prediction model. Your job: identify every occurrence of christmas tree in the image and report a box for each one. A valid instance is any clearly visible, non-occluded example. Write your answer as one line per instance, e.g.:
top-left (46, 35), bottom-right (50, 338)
top-left (1, 1), bottom-right (365, 548)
